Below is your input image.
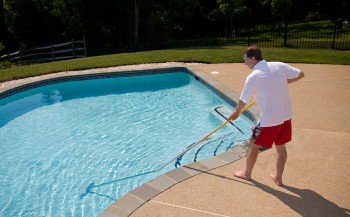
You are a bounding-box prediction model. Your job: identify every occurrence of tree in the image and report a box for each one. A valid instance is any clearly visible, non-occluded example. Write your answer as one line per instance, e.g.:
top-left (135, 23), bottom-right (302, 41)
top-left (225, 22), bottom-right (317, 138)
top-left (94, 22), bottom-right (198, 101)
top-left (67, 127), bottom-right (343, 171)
top-left (0, 0), bottom-right (15, 52)
top-left (214, 0), bottom-right (247, 37)
top-left (139, 0), bottom-right (216, 49)
top-left (3, 0), bottom-right (52, 48)
top-left (270, 0), bottom-right (293, 18)
top-left (128, 0), bottom-right (140, 51)
top-left (315, 0), bottom-right (350, 22)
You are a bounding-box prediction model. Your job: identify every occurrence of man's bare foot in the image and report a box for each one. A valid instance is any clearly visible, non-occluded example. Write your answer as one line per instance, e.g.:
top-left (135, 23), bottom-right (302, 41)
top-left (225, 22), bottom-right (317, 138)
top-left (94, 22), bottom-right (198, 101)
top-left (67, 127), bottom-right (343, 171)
top-left (234, 171), bottom-right (251, 181)
top-left (270, 173), bottom-right (283, 186)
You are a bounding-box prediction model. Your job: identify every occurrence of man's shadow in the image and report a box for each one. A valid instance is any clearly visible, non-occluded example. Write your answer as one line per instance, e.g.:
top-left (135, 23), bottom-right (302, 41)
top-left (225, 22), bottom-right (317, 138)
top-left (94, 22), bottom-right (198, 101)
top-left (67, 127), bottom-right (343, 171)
top-left (251, 180), bottom-right (349, 217)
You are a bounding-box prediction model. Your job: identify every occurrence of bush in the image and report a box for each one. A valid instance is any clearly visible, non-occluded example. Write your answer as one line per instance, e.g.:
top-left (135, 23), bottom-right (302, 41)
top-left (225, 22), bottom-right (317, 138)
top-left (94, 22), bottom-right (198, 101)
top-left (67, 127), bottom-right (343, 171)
top-left (0, 61), bottom-right (12, 69)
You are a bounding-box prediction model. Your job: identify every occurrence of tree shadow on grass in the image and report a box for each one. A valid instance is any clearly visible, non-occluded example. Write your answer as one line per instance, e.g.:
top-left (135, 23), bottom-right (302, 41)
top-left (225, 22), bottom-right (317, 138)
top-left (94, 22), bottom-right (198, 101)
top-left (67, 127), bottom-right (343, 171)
top-left (251, 180), bottom-right (350, 217)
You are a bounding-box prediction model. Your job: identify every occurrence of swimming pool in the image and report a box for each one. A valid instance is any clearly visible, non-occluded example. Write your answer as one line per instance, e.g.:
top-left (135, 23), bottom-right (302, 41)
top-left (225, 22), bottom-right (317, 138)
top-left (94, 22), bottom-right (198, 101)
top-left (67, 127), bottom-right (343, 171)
top-left (0, 68), bottom-right (255, 216)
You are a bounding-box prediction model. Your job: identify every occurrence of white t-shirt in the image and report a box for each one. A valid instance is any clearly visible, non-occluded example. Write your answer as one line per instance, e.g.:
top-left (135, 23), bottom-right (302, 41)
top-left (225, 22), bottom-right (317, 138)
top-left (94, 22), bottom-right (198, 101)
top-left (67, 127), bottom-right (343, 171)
top-left (240, 60), bottom-right (301, 127)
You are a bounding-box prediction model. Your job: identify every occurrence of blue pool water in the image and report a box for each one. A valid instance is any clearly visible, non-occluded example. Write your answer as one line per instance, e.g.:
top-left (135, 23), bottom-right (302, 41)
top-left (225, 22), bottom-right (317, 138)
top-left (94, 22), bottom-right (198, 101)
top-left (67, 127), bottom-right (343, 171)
top-left (0, 70), bottom-right (255, 216)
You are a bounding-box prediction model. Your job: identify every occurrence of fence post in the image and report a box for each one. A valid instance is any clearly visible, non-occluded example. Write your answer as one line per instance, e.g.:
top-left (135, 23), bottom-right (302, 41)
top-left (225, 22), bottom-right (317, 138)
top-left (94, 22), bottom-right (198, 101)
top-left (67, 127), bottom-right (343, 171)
top-left (51, 43), bottom-right (54, 61)
top-left (19, 48), bottom-right (22, 62)
top-left (34, 46), bottom-right (37, 62)
top-left (83, 36), bottom-right (87, 57)
top-left (332, 22), bottom-right (337, 49)
top-left (283, 20), bottom-right (288, 47)
top-left (247, 18), bottom-right (252, 46)
top-left (72, 38), bottom-right (76, 58)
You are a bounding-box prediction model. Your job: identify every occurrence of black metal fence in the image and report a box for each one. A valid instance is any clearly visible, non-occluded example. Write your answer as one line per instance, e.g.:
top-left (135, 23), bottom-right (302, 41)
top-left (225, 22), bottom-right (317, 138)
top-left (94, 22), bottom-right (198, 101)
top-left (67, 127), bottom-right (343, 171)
top-left (1, 18), bottom-right (349, 62)
top-left (129, 18), bottom-right (350, 53)
top-left (227, 18), bottom-right (350, 50)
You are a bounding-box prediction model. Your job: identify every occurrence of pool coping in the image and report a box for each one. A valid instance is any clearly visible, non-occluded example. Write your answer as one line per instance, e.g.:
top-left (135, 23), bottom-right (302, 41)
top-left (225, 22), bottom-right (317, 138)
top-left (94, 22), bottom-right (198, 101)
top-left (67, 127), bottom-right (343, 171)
top-left (0, 64), bottom-right (260, 217)
top-left (100, 142), bottom-right (253, 217)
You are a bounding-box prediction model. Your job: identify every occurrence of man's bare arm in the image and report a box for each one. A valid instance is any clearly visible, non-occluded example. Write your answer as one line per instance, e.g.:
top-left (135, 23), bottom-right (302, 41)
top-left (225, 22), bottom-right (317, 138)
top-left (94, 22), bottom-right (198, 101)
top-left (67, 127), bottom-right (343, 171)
top-left (228, 100), bottom-right (247, 121)
top-left (288, 71), bottom-right (305, 84)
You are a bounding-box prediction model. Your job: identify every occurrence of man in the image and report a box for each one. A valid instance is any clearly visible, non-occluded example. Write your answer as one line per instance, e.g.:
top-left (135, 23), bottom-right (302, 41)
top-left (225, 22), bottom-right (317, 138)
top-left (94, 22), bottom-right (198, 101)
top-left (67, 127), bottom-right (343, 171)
top-left (228, 45), bottom-right (304, 186)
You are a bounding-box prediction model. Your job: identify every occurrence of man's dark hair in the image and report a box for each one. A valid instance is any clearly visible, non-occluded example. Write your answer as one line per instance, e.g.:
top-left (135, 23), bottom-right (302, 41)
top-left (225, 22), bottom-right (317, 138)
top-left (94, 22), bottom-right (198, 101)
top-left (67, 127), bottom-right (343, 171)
top-left (244, 45), bottom-right (263, 60)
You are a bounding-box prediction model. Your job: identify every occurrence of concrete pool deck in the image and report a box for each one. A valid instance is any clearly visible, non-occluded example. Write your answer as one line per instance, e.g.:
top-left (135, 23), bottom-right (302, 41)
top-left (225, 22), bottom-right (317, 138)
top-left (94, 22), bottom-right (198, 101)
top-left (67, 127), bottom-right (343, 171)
top-left (1, 62), bottom-right (348, 217)
top-left (101, 63), bottom-right (350, 217)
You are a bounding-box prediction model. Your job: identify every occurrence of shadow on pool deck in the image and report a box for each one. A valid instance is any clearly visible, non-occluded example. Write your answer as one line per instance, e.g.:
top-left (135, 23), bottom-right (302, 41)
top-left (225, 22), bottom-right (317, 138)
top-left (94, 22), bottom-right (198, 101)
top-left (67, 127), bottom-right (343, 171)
top-left (101, 63), bottom-right (350, 217)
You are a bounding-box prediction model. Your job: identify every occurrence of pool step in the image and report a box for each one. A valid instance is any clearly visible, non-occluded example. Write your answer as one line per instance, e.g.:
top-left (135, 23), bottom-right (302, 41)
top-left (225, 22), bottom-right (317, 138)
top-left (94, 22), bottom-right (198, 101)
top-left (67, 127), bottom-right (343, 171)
top-left (211, 105), bottom-right (233, 124)
top-left (211, 105), bottom-right (244, 134)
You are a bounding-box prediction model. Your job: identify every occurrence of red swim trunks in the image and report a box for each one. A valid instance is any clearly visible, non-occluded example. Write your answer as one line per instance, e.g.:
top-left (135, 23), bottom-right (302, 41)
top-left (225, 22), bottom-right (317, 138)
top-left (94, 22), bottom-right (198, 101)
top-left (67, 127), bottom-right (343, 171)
top-left (251, 119), bottom-right (292, 149)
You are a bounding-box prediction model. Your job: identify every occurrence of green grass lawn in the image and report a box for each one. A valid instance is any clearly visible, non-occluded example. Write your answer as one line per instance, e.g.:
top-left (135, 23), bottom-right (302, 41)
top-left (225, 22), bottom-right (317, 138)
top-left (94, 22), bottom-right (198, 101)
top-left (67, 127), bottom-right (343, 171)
top-left (0, 46), bottom-right (349, 83)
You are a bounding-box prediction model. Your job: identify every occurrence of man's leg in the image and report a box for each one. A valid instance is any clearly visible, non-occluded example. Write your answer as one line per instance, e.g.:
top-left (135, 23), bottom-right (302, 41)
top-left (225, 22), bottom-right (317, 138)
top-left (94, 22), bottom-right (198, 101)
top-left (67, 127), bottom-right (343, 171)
top-left (271, 144), bottom-right (287, 186)
top-left (234, 143), bottom-right (260, 180)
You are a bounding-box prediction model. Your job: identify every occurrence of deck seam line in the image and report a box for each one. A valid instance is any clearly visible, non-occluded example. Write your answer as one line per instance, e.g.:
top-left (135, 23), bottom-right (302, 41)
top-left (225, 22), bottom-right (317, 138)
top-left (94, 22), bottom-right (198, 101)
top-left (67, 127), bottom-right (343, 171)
top-left (151, 200), bottom-right (231, 217)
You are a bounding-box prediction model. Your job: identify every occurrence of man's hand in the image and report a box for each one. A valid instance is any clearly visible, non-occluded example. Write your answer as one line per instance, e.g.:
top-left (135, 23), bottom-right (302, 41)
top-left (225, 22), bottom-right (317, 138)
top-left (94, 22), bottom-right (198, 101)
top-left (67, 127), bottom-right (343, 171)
top-left (228, 111), bottom-right (240, 121)
top-left (228, 100), bottom-right (247, 121)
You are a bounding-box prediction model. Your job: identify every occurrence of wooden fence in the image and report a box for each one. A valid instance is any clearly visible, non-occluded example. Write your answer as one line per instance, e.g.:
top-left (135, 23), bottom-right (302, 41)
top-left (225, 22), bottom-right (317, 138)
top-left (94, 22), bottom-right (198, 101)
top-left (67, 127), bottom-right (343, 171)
top-left (0, 37), bottom-right (86, 63)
